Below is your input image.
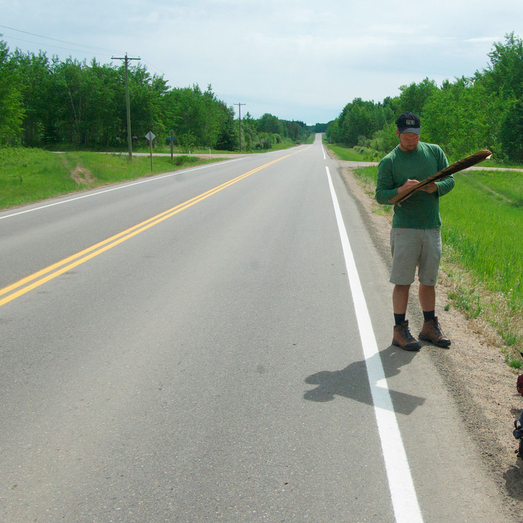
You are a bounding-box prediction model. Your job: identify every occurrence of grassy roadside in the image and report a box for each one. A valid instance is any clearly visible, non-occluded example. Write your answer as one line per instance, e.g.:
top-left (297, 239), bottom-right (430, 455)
top-left (325, 144), bottom-right (369, 161)
top-left (351, 163), bottom-right (523, 368)
top-left (1, 139), bottom-right (310, 210)
top-left (0, 148), bottom-right (225, 210)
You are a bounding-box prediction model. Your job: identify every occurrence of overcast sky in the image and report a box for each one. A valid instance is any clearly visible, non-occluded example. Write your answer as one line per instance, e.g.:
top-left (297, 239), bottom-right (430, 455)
top-left (1, 0), bottom-right (522, 125)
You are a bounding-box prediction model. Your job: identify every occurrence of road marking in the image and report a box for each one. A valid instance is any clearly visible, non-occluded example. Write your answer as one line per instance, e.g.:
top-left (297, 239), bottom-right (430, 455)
top-left (326, 167), bottom-right (423, 523)
top-left (0, 150), bottom-right (308, 308)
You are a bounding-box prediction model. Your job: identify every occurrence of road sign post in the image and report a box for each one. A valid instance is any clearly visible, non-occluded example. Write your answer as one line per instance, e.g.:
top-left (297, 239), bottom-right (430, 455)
top-left (145, 131), bottom-right (156, 172)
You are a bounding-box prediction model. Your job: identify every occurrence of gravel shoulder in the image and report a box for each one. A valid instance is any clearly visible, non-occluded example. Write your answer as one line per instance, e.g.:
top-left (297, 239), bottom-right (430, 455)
top-left (335, 159), bottom-right (523, 521)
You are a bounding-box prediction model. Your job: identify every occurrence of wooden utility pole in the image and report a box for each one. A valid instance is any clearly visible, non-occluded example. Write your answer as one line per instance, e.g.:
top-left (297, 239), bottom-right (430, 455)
top-left (235, 103), bottom-right (246, 152)
top-left (112, 53), bottom-right (140, 161)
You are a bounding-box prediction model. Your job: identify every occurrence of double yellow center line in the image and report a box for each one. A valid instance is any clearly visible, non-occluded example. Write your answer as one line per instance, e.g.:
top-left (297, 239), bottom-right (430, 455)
top-left (0, 148), bottom-right (309, 308)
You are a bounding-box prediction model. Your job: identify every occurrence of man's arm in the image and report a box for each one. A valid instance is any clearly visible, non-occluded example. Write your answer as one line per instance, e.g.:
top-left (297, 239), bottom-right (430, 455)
top-left (376, 157), bottom-right (421, 204)
top-left (436, 175), bottom-right (455, 197)
top-left (375, 158), bottom-right (399, 204)
top-left (434, 145), bottom-right (454, 197)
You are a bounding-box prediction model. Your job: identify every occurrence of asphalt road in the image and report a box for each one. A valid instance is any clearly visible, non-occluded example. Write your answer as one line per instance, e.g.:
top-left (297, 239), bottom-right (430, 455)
top-left (0, 136), bottom-right (512, 522)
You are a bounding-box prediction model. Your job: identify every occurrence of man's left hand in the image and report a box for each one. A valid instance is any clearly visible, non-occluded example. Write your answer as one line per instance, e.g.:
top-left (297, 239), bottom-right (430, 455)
top-left (420, 182), bottom-right (438, 194)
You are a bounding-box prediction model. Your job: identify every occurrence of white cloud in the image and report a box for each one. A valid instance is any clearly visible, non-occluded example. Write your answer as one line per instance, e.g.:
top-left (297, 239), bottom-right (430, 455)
top-left (467, 37), bottom-right (503, 43)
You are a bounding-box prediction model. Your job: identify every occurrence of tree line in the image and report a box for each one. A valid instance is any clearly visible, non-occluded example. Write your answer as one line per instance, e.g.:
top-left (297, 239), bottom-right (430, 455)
top-left (0, 39), bottom-right (312, 151)
top-left (327, 32), bottom-right (523, 163)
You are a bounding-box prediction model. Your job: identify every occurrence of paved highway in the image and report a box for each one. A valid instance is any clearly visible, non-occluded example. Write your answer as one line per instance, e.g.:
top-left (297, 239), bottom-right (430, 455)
top-left (0, 136), bottom-right (511, 522)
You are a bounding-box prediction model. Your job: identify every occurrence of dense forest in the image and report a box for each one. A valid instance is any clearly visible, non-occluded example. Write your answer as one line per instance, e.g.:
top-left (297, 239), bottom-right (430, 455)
top-left (327, 32), bottom-right (523, 163)
top-left (0, 39), bottom-right (317, 151)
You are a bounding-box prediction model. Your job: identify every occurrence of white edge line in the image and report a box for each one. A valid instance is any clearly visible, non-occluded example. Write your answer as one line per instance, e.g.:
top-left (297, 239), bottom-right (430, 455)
top-left (325, 166), bottom-right (423, 523)
top-left (0, 157), bottom-right (246, 221)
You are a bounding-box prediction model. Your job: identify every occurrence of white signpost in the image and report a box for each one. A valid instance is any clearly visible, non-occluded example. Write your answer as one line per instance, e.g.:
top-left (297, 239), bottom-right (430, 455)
top-left (146, 131), bottom-right (156, 171)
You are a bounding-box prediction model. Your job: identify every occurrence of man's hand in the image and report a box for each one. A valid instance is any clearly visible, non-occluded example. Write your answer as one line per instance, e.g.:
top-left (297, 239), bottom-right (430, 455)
top-left (419, 182), bottom-right (438, 193)
top-left (390, 179), bottom-right (438, 204)
top-left (397, 179), bottom-right (420, 196)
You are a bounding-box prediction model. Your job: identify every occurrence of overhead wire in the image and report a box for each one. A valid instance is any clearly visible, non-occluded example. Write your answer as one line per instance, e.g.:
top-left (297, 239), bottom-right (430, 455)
top-left (0, 24), bottom-right (125, 56)
top-left (0, 24), bottom-right (181, 87)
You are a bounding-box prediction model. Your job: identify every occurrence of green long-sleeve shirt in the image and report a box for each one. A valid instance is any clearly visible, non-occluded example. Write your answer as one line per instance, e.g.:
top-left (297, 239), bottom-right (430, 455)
top-left (375, 142), bottom-right (454, 228)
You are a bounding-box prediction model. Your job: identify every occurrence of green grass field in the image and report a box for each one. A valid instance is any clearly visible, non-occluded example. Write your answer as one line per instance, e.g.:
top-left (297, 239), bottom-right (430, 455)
top-left (463, 169), bottom-right (523, 205)
top-left (440, 170), bottom-right (523, 308)
top-left (0, 148), bottom-right (221, 209)
top-left (326, 145), bottom-right (367, 161)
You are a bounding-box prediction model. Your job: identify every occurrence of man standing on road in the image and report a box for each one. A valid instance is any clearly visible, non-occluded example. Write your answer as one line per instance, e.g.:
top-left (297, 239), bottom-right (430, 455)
top-left (375, 112), bottom-right (454, 351)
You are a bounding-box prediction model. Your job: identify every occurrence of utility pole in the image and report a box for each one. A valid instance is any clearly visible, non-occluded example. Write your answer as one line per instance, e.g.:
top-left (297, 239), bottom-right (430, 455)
top-left (235, 103), bottom-right (246, 152)
top-left (112, 53), bottom-right (140, 161)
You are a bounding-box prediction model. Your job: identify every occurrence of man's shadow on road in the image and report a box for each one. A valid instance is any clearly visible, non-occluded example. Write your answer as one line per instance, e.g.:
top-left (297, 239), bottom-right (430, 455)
top-left (304, 344), bottom-right (425, 415)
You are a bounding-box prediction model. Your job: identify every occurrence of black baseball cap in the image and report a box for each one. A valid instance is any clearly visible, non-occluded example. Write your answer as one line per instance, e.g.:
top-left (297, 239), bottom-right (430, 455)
top-left (396, 112), bottom-right (421, 134)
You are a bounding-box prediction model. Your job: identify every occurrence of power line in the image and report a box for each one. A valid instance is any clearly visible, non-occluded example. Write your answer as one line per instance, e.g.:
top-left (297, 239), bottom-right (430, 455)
top-left (1, 34), bottom-right (117, 60)
top-left (0, 24), bottom-right (124, 55)
top-left (1, 25), bottom-right (180, 88)
top-left (140, 59), bottom-right (180, 88)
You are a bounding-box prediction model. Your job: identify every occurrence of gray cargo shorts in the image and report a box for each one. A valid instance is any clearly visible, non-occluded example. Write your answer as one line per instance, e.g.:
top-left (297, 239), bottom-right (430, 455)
top-left (390, 228), bottom-right (442, 286)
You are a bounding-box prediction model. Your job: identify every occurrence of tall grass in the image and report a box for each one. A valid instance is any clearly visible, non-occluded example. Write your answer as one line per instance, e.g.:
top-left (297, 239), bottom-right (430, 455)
top-left (0, 148), bottom-right (76, 208)
top-left (354, 166), bottom-right (378, 184)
